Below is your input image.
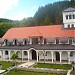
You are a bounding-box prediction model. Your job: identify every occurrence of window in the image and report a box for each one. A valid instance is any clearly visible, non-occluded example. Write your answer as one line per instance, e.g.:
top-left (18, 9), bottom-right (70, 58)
top-left (68, 24), bottom-right (70, 28)
top-left (25, 40), bottom-right (27, 45)
top-left (44, 39), bottom-right (46, 44)
top-left (73, 14), bottom-right (75, 19)
top-left (56, 38), bottom-right (59, 44)
top-left (66, 15), bottom-right (68, 20)
top-left (5, 51), bottom-right (8, 55)
top-left (5, 39), bottom-right (8, 45)
top-left (69, 15), bottom-right (71, 19)
top-left (69, 38), bottom-right (72, 44)
top-left (72, 24), bottom-right (74, 28)
top-left (24, 51), bottom-right (27, 55)
top-left (70, 52), bottom-right (73, 57)
top-left (14, 39), bottom-right (17, 45)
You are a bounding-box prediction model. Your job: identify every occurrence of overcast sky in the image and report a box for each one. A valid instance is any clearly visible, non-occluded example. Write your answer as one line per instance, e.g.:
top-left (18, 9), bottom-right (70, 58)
top-left (0, 0), bottom-right (62, 20)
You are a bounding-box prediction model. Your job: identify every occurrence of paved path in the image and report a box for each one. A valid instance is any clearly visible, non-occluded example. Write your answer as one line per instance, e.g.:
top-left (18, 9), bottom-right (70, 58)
top-left (18, 61), bottom-right (36, 68)
top-left (0, 70), bottom-right (5, 73)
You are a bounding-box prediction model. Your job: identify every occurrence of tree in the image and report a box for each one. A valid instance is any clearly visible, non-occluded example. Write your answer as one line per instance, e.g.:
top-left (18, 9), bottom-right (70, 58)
top-left (38, 51), bottom-right (46, 63)
top-left (42, 17), bottom-right (52, 25)
top-left (11, 53), bottom-right (18, 66)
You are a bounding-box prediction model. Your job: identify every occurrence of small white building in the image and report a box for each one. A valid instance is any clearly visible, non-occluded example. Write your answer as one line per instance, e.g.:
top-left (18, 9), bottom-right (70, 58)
top-left (63, 7), bottom-right (75, 28)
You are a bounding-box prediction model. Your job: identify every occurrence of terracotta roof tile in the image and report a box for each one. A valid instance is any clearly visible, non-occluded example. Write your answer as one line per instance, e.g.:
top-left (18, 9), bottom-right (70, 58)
top-left (2, 25), bottom-right (75, 39)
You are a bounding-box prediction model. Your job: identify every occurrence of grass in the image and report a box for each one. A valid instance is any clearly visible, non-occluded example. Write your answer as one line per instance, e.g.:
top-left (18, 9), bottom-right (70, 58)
top-left (0, 61), bottom-right (13, 69)
top-left (34, 63), bottom-right (72, 70)
top-left (0, 61), bottom-right (66, 75)
top-left (5, 70), bottom-right (66, 75)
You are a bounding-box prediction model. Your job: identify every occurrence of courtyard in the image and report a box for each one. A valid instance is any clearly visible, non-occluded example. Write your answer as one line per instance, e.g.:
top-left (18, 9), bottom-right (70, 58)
top-left (0, 61), bottom-right (72, 75)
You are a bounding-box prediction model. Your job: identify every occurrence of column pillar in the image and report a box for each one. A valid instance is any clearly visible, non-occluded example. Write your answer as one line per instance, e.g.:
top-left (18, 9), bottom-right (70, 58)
top-left (27, 51), bottom-right (29, 61)
top-left (51, 51), bottom-right (54, 63)
top-left (2, 50), bottom-right (5, 60)
top-left (21, 50), bottom-right (23, 61)
top-left (37, 51), bottom-right (38, 62)
top-left (9, 51), bottom-right (11, 60)
top-left (59, 52), bottom-right (62, 63)
top-left (43, 50), bottom-right (46, 63)
top-left (1, 51), bottom-right (2, 59)
top-left (30, 38), bottom-right (32, 44)
top-left (68, 52), bottom-right (70, 64)
top-left (41, 39), bottom-right (44, 44)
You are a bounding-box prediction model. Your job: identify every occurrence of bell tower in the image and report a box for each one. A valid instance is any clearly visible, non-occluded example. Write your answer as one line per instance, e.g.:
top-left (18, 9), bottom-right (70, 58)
top-left (62, 7), bottom-right (75, 29)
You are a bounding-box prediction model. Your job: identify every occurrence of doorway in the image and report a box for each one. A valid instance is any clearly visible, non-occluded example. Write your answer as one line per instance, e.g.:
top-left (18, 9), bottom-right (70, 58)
top-left (56, 52), bottom-right (60, 61)
top-left (32, 50), bottom-right (37, 60)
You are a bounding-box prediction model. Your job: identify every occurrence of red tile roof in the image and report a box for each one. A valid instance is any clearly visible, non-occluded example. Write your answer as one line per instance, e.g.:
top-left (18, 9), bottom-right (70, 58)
top-left (2, 25), bottom-right (75, 39)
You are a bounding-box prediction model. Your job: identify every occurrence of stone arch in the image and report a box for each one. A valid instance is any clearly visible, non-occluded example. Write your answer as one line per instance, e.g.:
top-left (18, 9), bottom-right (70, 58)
top-left (10, 51), bottom-right (15, 58)
top-left (45, 51), bottom-right (52, 61)
top-left (5, 50), bottom-right (8, 55)
top-left (16, 51), bottom-right (21, 59)
top-left (61, 51), bottom-right (68, 61)
top-left (4, 50), bottom-right (9, 59)
top-left (38, 51), bottom-right (43, 60)
top-left (70, 51), bottom-right (75, 62)
top-left (29, 48), bottom-right (37, 60)
top-left (54, 51), bottom-right (60, 61)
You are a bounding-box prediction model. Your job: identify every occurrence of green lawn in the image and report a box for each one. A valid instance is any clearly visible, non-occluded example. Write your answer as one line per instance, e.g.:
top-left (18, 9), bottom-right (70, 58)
top-left (0, 61), bottom-right (13, 70)
top-left (34, 63), bottom-right (72, 70)
top-left (5, 70), bottom-right (66, 75)
top-left (0, 61), bottom-right (67, 75)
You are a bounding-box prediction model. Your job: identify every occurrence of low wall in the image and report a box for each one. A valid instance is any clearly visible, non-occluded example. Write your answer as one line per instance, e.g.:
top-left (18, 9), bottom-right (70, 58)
top-left (16, 67), bottom-right (67, 74)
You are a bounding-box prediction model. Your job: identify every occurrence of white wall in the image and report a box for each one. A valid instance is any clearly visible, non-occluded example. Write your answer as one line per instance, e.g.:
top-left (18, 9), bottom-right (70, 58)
top-left (64, 23), bottom-right (75, 28)
top-left (63, 11), bottom-right (75, 23)
top-left (63, 11), bottom-right (75, 28)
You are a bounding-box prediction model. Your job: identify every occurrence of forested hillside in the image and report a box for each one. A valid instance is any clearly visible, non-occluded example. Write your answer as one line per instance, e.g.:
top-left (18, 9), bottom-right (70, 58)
top-left (0, 0), bottom-right (75, 37)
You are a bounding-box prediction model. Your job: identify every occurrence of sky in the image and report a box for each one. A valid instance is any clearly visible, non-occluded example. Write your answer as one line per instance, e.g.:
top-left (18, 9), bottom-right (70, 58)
top-left (0, 0), bottom-right (62, 20)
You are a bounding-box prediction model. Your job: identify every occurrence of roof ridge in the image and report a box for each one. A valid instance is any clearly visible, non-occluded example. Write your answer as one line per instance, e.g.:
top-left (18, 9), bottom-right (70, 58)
top-left (9, 25), bottom-right (61, 29)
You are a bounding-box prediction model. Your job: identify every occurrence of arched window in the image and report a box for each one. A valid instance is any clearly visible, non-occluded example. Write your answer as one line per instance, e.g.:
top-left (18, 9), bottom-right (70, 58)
top-left (66, 15), bottom-right (68, 20)
top-left (69, 38), bottom-right (72, 44)
top-left (56, 38), bottom-right (59, 44)
top-left (69, 15), bottom-right (71, 19)
top-left (68, 24), bottom-right (70, 28)
top-left (5, 51), bottom-right (8, 55)
top-left (73, 14), bottom-right (75, 19)
top-left (72, 24), bottom-right (74, 28)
